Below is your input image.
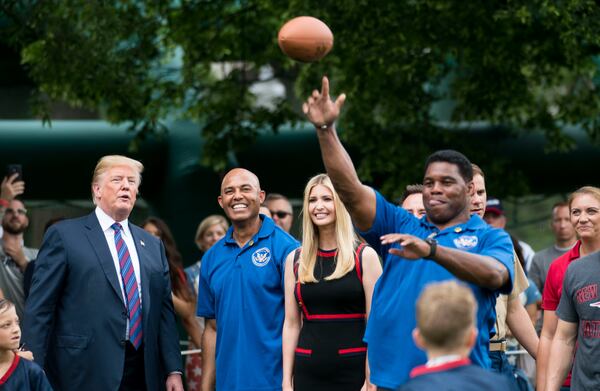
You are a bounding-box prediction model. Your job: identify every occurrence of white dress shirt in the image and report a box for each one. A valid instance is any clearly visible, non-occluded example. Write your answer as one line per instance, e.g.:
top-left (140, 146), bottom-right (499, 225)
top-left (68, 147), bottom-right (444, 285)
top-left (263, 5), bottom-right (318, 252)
top-left (95, 207), bottom-right (142, 338)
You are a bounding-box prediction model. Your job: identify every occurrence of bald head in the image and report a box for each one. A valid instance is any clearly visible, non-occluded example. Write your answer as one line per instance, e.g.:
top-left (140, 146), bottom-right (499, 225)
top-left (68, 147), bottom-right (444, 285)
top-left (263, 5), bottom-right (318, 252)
top-left (221, 168), bottom-right (261, 192)
top-left (219, 168), bottom-right (265, 224)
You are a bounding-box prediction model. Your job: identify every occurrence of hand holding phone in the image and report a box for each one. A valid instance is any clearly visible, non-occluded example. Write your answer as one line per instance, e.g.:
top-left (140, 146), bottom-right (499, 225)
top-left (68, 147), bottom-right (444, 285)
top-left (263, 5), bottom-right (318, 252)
top-left (6, 164), bottom-right (23, 182)
top-left (1, 165), bottom-right (25, 201)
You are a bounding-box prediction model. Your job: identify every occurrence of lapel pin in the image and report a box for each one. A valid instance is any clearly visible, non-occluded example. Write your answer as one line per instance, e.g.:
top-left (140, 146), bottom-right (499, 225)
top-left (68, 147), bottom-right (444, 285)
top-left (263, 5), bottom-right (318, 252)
top-left (140, 240), bottom-right (145, 247)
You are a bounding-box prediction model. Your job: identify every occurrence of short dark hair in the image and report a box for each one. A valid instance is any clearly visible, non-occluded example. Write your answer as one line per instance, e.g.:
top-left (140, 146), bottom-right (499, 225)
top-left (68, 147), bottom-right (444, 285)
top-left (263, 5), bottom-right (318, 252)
top-left (424, 150), bottom-right (473, 182)
top-left (265, 193), bottom-right (290, 203)
top-left (400, 184), bottom-right (424, 203)
top-left (265, 193), bottom-right (293, 212)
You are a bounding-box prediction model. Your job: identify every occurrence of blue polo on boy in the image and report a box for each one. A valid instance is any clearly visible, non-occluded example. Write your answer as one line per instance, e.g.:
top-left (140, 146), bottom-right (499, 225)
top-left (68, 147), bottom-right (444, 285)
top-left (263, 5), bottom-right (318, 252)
top-left (360, 191), bottom-right (514, 389)
top-left (197, 215), bottom-right (299, 391)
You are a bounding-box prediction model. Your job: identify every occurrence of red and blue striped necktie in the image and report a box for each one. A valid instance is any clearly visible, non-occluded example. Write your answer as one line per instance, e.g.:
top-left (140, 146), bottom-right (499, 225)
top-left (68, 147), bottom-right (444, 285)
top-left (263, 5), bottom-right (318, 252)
top-left (112, 223), bottom-right (143, 349)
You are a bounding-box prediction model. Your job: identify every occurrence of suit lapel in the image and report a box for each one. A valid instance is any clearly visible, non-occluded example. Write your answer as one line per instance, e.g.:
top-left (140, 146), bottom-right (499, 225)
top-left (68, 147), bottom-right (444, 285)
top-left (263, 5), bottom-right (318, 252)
top-left (130, 224), bottom-right (151, 329)
top-left (84, 213), bottom-right (125, 307)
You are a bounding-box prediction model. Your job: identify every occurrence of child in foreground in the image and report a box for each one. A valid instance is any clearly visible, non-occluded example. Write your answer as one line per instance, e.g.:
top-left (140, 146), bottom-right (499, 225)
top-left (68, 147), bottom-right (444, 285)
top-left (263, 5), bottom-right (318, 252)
top-left (0, 299), bottom-right (52, 390)
top-left (398, 280), bottom-right (511, 391)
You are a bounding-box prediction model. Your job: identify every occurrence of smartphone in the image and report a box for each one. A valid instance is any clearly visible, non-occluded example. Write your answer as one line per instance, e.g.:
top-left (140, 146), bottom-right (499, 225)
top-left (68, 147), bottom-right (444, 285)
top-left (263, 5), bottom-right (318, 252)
top-left (6, 164), bottom-right (23, 182)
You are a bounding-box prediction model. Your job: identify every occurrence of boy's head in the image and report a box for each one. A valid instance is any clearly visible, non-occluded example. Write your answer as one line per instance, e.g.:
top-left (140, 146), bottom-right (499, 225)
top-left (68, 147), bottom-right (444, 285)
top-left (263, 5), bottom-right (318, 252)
top-left (413, 280), bottom-right (477, 354)
top-left (0, 299), bottom-right (20, 352)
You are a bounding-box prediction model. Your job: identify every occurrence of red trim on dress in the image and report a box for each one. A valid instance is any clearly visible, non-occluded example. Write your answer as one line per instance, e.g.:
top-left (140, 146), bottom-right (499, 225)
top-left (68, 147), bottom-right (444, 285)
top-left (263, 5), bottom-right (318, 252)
top-left (409, 358), bottom-right (471, 378)
top-left (338, 347), bottom-right (367, 355)
top-left (295, 347), bottom-right (312, 355)
top-left (296, 245), bottom-right (367, 321)
top-left (296, 278), bottom-right (311, 319)
top-left (0, 353), bottom-right (20, 385)
top-left (317, 249), bottom-right (337, 257)
top-left (306, 313), bottom-right (365, 320)
top-left (354, 243), bottom-right (365, 282)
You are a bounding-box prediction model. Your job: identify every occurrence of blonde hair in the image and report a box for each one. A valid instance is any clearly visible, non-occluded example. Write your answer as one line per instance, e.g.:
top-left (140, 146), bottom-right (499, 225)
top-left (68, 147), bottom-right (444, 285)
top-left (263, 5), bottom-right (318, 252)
top-left (91, 155), bottom-right (144, 204)
top-left (568, 186), bottom-right (600, 210)
top-left (195, 215), bottom-right (229, 249)
top-left (471, 163), bottom-right (485, 179)
top-left (0, 299), bottom-right (15, 314)
top-left (298, 174), bottom-right (358, 283)
top-left (416, 280), bottom-right (477, 350)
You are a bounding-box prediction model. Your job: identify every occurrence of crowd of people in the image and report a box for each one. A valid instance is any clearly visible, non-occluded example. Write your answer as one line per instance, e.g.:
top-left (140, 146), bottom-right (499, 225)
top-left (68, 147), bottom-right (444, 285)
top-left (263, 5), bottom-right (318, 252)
top-left (0, 76), bottom-right (598, 391)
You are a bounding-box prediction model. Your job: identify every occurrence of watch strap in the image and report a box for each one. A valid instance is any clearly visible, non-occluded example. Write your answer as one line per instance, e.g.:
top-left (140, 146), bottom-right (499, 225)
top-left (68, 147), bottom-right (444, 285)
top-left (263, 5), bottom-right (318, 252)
top-left (426, 237), bottom-right (437, 258)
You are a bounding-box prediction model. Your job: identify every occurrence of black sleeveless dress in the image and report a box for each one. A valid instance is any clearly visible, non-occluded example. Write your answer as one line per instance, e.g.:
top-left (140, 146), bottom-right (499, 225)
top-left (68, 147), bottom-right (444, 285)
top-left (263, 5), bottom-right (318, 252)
top-left (293, 244), bottom-right (368, 391)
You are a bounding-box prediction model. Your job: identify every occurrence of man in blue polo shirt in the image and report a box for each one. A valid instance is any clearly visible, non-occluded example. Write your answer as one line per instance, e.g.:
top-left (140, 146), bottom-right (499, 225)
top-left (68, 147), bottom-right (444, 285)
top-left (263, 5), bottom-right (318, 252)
top-left (301, 77), bottom-right (514, 389)
top-left (197, 168), bottom-right (298, 391)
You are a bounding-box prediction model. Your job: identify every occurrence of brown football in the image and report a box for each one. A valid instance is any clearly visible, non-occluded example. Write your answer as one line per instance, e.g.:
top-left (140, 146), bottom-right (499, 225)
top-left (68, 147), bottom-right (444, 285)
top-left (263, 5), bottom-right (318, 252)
top-left (278, 16), bottom-right (333, 62)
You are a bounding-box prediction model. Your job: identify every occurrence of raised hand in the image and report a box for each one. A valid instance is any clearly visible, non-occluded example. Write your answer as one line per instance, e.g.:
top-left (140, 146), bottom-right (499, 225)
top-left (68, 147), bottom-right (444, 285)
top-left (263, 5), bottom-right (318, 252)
top-left (380, 233), bottom-right (431, 260)
top-left (1, 174), bottom-right (25, 201)
top-left (302, 76), bottom-right (346, 129)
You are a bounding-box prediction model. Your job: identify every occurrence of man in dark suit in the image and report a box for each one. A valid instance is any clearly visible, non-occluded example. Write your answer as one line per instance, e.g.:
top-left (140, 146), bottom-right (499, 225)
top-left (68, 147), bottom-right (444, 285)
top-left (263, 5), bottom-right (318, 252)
top-left (23, 155), bottom-right (184, 391)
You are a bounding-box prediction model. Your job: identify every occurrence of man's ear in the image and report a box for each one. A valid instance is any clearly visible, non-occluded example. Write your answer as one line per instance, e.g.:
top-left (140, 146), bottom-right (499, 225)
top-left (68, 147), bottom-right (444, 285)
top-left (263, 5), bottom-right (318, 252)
top-left (92, 183), bottom-right (101, 200)
top-left (465, 326), bottom-right (478, 350)
top-left (258, 190), bottom-right (266, 205)
top-left (413, 328), bottom-right (426, 351)
top-left (217, 195), bottom-right (224, 209)
top-left (466, 180), bottom-right (475, 197)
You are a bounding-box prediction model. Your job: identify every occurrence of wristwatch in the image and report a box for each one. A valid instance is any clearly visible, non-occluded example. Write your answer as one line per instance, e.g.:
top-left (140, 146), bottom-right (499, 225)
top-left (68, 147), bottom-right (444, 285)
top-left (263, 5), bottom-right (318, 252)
top-left (425, 237), bottom-right (437, 258)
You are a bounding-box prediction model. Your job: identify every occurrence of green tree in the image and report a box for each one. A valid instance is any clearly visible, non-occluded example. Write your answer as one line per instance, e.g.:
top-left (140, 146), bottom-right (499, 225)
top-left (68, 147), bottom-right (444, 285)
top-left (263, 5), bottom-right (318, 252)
top-left (2, 0), bottom-right (600, 198)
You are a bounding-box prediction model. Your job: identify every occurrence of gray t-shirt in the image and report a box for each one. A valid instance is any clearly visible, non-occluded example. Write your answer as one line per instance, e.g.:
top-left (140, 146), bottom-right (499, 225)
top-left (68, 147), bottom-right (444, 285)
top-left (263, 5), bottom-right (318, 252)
top-left (531, 245), bottom-right (573, 333)
top-left (530, 245), bottom-right (573, 293)
top-left (556, 251), bottom-right (600, 390)
top-left (0, 245), bottom-right (38, 321)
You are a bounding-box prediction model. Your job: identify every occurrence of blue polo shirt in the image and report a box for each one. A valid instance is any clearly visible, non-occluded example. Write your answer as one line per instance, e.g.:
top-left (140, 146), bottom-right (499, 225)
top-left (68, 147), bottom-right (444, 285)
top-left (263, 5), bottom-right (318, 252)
top-left (197, 215), bottom-right (299, 391)
top-left (360, 191), bottom-right (514, 389)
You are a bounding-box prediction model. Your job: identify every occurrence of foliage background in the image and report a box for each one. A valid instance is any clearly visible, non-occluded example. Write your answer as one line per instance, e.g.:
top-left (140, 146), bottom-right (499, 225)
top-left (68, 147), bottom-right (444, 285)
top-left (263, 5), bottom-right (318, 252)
top-left (2, 0), bottom-right (600, 199)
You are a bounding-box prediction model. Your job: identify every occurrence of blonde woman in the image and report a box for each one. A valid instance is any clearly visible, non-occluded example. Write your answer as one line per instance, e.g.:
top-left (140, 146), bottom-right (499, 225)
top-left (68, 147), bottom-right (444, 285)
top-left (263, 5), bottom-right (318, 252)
top-left (185, 215), bottom-right (229, 294)
top-left (283, 174), bottom-right (382, 391)
top-left (538, 186), bottom-right (600, 390)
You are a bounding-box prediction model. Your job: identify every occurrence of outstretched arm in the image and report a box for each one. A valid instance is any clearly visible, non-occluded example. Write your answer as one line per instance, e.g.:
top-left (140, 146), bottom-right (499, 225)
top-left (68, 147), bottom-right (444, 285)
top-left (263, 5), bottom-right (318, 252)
top-left (303, 76), bottom-right (376, 231)
top-left (381, 233), bottom-right (509, 289)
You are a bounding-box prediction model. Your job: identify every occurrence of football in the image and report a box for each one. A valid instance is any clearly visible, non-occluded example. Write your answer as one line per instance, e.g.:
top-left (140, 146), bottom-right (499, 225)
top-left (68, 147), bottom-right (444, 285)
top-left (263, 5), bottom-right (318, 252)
top-left (277, 16), bottom-right (333, 62)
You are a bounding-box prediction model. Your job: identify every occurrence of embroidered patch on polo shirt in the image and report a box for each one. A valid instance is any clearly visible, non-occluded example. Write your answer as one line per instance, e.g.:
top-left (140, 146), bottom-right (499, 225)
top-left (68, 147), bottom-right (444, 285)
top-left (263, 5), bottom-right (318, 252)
top-left (453, 235), bottom-right (478, 250)
top-left (252, 247), bottom-right (271, 267)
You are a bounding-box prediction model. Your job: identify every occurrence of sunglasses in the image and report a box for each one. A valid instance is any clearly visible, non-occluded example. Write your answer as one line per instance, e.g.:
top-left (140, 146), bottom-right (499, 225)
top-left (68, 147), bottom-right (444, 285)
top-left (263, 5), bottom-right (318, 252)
top-left (5, 208), bottom-right (27, 216)
top-left (270, 210), bottom-right (292, 219)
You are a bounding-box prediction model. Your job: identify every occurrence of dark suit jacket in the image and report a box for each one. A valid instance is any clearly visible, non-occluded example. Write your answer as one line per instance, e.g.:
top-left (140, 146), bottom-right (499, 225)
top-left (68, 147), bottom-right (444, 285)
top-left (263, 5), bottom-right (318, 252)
top-left (23, 212), bottom-right (182, 391)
